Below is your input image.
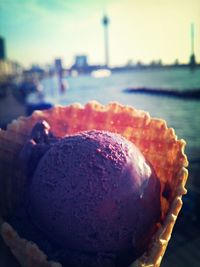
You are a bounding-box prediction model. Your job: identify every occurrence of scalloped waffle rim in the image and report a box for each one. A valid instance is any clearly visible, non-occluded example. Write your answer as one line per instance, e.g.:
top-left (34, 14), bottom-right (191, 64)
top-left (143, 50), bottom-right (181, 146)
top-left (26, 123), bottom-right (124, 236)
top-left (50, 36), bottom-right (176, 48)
top-left (0, 101), bottom-right (188, 267)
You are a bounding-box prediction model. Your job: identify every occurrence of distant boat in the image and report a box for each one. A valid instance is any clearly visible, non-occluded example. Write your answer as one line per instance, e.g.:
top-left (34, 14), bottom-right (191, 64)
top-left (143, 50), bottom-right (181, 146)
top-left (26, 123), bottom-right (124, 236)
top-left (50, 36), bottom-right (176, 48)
top-left (91, 69), bottom-right (111, 78)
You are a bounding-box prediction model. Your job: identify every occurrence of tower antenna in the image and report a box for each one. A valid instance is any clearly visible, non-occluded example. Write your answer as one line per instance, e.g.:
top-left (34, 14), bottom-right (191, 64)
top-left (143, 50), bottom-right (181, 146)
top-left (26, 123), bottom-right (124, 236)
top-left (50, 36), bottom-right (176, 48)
top-left (191, 23), bottom-right (194, 55)
top-left (189, 23), bottom-right (196, 68)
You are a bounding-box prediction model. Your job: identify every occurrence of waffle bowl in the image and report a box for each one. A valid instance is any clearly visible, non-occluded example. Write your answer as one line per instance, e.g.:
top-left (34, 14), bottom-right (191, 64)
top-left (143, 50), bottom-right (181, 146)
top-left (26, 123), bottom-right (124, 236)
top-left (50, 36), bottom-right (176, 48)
top-left (0, 101), bottom-right (188, 267)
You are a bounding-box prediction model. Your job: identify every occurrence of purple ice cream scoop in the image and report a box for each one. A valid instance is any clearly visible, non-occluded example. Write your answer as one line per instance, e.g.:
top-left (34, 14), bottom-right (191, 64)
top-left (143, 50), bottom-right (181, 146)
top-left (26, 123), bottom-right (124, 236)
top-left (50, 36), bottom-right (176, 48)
top-left (21, 121), bottom-right (161, 264)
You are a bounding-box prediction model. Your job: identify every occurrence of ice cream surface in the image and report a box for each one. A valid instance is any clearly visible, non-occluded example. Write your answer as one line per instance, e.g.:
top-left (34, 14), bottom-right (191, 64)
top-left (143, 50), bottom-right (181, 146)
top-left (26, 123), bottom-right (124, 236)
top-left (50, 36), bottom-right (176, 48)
top-left (16, 121), bottom-right (161, 267)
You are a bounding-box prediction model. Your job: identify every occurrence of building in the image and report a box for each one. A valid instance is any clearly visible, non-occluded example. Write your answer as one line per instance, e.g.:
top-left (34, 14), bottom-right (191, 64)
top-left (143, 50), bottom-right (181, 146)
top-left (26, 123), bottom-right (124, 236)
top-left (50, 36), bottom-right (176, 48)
top-left (70, 55), bottom-right (104, 75)
top-left (0, 37), bottom-right (6, 60)
top-left (0, 60), bottom-right (23, 79)
top-left (70, 55), bottom-right (89, 74)
top-left (55, 58), bottom-right (63, 72)
top-left (74, 55), bottom-right (88, 68)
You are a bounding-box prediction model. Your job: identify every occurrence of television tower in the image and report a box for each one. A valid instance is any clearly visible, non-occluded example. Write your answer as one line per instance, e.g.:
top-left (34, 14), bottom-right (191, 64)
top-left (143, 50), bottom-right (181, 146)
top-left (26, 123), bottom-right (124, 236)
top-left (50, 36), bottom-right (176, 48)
top-left (189, 23), bottom-right (196, 68)
top-left (102, 14), bottom-right (110, 68)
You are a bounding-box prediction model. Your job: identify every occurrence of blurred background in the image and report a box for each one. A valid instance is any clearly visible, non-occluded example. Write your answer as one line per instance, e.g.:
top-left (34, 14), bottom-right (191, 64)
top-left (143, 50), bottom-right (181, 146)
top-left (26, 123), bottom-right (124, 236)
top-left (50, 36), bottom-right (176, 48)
top-left (0, 0), bottom-right (200, 266)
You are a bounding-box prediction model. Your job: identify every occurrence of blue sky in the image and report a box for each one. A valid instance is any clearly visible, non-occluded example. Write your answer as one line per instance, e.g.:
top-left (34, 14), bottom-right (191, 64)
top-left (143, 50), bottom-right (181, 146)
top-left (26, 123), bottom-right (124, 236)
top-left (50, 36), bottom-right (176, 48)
top-left (0, 0), bottom-right (200, 67)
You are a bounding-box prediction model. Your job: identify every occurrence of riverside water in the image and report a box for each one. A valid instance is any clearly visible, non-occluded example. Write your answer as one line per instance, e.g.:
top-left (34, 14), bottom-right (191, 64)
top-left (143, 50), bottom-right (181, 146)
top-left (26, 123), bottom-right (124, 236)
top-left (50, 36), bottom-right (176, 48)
top-left (41, 67), bottom-right (200, 153)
